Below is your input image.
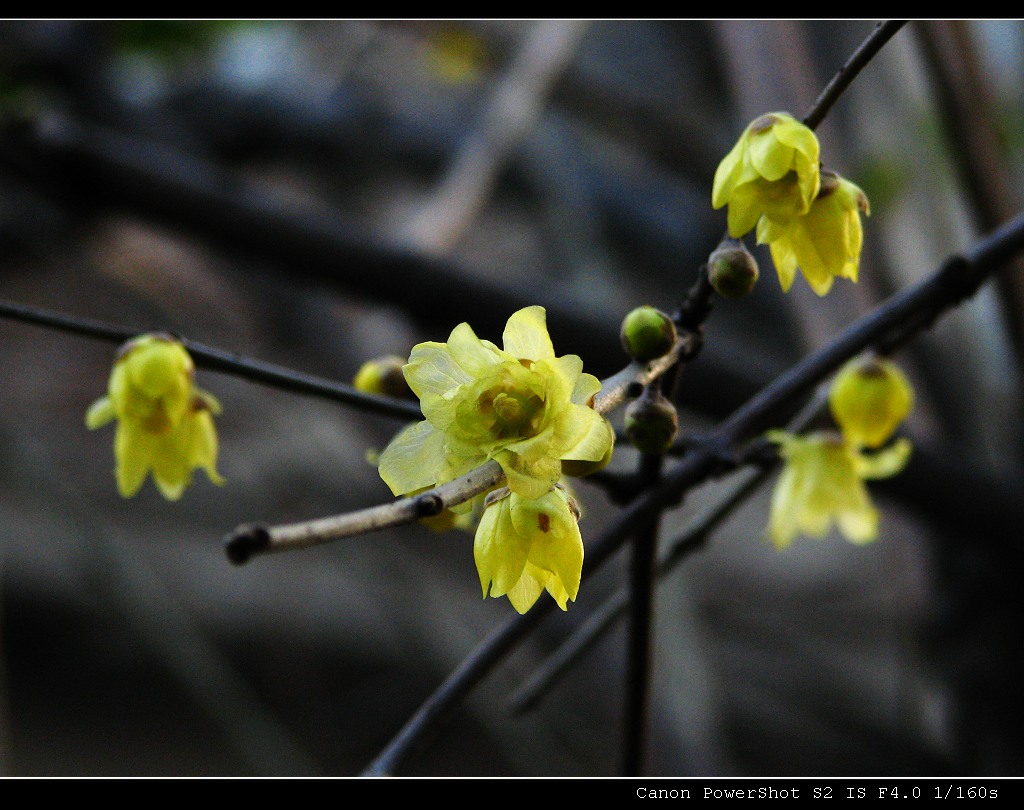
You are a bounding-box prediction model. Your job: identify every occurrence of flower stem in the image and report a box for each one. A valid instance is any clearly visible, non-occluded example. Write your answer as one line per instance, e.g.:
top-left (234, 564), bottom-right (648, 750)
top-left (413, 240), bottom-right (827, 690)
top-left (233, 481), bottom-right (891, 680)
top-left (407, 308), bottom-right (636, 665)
top-left (802, 21), bottom-right (907, 130)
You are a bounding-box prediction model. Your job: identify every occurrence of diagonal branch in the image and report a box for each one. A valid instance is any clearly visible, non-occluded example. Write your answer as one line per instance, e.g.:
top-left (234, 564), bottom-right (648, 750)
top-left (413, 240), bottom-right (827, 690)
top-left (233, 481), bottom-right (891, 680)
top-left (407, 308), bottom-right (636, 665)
top-left (359, 210), bottom-right (1024, 776)
top-left (0, 298), bottom-right (423, 421)
top-left (802, 20), bottom-right (908, 129)
top-left (224, 335), bottom-right (692, 564)
top-left (509, 387), bottom-right (830, 714)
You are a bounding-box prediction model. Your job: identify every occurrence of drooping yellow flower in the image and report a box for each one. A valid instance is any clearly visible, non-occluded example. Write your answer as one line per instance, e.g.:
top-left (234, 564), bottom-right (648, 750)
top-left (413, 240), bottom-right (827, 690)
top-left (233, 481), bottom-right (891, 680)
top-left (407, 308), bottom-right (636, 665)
top-left (86, 333), bottom-right (225, 500)
top-left (757, 171), bottom-right (870, 296)
top-left (712, 112), bottom-right (821, 239)
top-left (829, 355), bottom-right (914, 449)
top-left (765, 430), bottom-right (911, 549)
top-left (353, 354), bottom-right (413, 399)
top-left (377, 306), bottom-right (614, 501)
top-left (474, 485), bottom-right (583, 613)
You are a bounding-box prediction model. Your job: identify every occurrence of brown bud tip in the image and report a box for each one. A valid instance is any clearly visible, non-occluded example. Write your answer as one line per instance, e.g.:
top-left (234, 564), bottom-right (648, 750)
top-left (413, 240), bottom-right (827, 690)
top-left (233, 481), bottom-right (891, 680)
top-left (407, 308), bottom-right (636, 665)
top-left (707, 238), bottom-right (759, 299)
top-left (624, 389), bottom-right (679, 454)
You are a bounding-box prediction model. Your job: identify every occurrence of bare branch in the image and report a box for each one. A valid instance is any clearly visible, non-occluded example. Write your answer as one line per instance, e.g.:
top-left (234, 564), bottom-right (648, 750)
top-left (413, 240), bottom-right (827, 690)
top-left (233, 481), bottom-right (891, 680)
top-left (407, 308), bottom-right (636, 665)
top-left (360, 210), bottom-right (1024, 776)
top-left (402, 20), bottom-right (590, 253)
top-left (0, 298), bottom-right (423, 421)
top-left (224, 334), bottom-right (692, 564)
top-left (802, 20), bottom-right (907, 130)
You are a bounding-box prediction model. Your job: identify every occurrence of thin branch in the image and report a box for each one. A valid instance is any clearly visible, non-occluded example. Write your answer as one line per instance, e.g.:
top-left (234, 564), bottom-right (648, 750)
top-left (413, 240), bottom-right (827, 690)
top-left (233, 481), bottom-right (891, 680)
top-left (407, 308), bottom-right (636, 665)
top-left (0, 298), bottom-right (423, 421)
top-left (360, 211), bottom-right (1024, 776)
top-left (802, 20), bottom-right (907, 130)
top-left (402, 20), bottom-right (590, 253)
top-left (508, 387), bottom-right (830, 714)
top-left (622, 453), bottom-right (663, 776)
top-left (224, 336), bottom-right (691, 563)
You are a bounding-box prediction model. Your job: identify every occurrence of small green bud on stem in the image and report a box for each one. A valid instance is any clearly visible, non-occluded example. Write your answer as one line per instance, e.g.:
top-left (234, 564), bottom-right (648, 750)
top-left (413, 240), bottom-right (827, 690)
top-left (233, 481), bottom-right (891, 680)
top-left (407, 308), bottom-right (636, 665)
top-left (624, 386), bottom-right (679, 454)
top-left (707, 237), bottom-right (759, 298)
top-left (620, 305), bottom-right (678, 362)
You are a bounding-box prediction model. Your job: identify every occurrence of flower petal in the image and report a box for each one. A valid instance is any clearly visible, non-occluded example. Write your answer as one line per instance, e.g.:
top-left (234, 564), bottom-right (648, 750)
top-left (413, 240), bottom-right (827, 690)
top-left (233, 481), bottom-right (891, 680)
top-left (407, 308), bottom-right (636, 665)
top-left (502, 306), bottom-right (555, 361)
top-left (377, 420), bottom-right (446, 495)
top-left (114, 420), bottom-right (157, 498)
top-left (474, 495), bottom-right (531, 598)
top-left (856, 438), bottom-right (912, 480)
top-left (85, 396), bottom-right (116, 429)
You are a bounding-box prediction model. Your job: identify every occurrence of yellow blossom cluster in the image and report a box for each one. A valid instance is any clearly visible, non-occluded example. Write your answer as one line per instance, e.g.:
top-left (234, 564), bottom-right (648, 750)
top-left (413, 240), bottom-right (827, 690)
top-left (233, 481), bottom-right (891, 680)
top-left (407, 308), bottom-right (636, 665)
top-left (86, 333), bottom-right (224, 501)
top-left (766, 356), bottom-right (913, 548)
top-left (377, 306), bottom-right (615, 614)
top-left (713, 112), bottom-right (870, 296)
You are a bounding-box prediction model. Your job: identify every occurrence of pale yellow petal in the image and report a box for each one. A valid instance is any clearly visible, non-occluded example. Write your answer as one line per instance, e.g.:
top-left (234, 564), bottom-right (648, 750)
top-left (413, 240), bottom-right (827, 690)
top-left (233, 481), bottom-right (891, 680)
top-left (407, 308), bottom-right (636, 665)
top-left (560, 409), bottom-right (615, 463)
top-left (114, 420), bottom-right (156, 498)
top-left (505, 568), bottom-right (546, 614)
top-left (768, 240), bottom-right (799, 293)
top-left (856, 438), bottom-right (912, 480)
top-left (377, 420), bottom-right (446, 496)
top-left (85, 396), bottom-right (116, 429)
top-left (748, 131), bottom-right (794, 182)
top-left (446, 322), bottom-right (505, 377)
top-left (502, 306), bottom-right (554, 361)
top-left (190, 410), bottom-right (225, 486)
top-left (711, 139), bottom-right (747, 209)
top-left (474, 496), bottom-right (531, 598)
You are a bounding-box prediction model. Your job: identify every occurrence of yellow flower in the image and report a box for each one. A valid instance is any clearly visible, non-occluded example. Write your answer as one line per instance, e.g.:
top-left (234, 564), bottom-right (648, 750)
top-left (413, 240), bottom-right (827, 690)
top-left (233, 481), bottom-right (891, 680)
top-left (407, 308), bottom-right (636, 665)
top-left (829, 356), bottom-right (913, 449)
top-left (353, 354), bottom-right (413, 399)
top-left (377, 306), bottom-right (614, 501)
top-left (712, 112), bottom-right (821, 238)
top-left (757, 171), bottom-right (870, 296)
top-left (86, 333), bottom-right (225, 500)
top-left (765, 430), bottom-right (911, 549)
top-left (474, 485), bottom-right (583, 613)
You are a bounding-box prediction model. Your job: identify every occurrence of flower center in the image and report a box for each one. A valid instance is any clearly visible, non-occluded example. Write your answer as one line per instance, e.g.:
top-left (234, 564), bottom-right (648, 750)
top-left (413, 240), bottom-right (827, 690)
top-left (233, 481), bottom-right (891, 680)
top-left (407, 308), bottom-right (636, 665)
top-left (487, 388), bottom-right (544, 439)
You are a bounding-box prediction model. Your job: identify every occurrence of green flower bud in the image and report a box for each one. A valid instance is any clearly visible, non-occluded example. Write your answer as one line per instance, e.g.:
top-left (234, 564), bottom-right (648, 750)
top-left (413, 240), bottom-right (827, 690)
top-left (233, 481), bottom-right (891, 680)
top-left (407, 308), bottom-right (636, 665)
top-left (829, 356), bottom-right (913, 449)
top-left (707, 238), bottom-right (759, 298)
top-left (353, 355), bottom-right (413, 399)
top-left (624, 388), bottom-right (679, 454)
top-left (620, 306), bottom-right (677, 362)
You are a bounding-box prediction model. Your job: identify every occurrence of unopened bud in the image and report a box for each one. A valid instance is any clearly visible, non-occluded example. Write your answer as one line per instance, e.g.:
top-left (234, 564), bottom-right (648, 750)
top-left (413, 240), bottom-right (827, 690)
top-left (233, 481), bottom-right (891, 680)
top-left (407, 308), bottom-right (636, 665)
top-left (353, 355), bottom-right (413, 399)
top-left (829, 356), bottom-right (913, 449)
top-left (624, 388), bottom-right (679, 454)
top-left (708, 238), bottom-right (759, 298)
top-left (620, 306), bottom-right (677, 362)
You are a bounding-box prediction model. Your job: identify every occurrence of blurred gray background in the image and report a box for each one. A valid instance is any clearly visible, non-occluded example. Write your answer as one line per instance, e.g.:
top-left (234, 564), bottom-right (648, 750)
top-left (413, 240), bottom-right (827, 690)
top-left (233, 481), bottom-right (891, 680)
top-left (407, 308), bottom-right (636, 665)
top-left (1, 19), bottom-right (1023, 776)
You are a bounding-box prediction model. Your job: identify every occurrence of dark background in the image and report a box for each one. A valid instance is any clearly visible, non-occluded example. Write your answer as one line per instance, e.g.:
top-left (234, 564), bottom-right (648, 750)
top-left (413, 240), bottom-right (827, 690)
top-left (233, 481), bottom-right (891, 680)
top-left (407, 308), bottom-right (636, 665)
top-left (1, 19), bottom-right (1023, 776)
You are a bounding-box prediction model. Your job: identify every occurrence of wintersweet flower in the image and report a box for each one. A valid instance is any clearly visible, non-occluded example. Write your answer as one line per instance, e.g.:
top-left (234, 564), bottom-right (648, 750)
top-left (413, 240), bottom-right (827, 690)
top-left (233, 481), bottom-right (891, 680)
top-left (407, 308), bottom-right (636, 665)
top-left (829, 356), bottom-right (913, 449)
top-left (86, 333), bottom-right (224, 500)
top-left (377, 306), bottom-right (614, 501)
top-left (765, 430), bottom-right (911, 549)
top-left (757, 171), bottom-right (870, 296)
top-left (712, 112), bottom-right (821, 239)
top-left (474, 485), bottom-right (583, 613)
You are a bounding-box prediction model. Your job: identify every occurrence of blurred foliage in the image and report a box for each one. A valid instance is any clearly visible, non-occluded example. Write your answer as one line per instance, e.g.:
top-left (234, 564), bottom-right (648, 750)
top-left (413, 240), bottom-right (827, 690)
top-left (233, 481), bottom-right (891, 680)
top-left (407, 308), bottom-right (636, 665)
top-left (112, 19), bottom-right (261, 63)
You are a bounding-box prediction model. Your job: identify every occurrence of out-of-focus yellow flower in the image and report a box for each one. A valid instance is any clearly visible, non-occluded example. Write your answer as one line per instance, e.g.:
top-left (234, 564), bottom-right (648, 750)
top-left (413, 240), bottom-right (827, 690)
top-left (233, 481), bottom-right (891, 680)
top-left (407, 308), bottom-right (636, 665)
top-left (424, 27), bottom-right (488, 85)
top-left (765, 430), bottom-right (911, 549)
top-left (829, 355), bottom-right (913, 449)
top-left (86, 333), bottom-right (224, 500)
top-left (712, 112), bottom-right (821, 239)
top-left (353, 354), bottom-right (414, 399)
top-left (474, 485), bottom-right (583, 613)
top-left (757, 171), bottom-right (870, 296)
top-left (377, 306), bottom-right (614, 501)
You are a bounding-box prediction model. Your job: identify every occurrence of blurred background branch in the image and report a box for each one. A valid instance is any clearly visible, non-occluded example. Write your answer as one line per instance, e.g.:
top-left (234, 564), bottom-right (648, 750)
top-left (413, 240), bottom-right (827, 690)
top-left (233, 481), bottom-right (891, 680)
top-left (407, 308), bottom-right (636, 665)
top-left (1, 19), bottom-right (1023, 777)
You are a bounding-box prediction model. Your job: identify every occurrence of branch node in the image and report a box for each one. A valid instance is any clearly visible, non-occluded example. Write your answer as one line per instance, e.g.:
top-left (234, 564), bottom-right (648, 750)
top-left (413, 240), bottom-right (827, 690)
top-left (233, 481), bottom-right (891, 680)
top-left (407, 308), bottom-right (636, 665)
top-left (225, 523), bottom-right (271, 565)
top-left (414, 492), bottom-right (445, 518)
